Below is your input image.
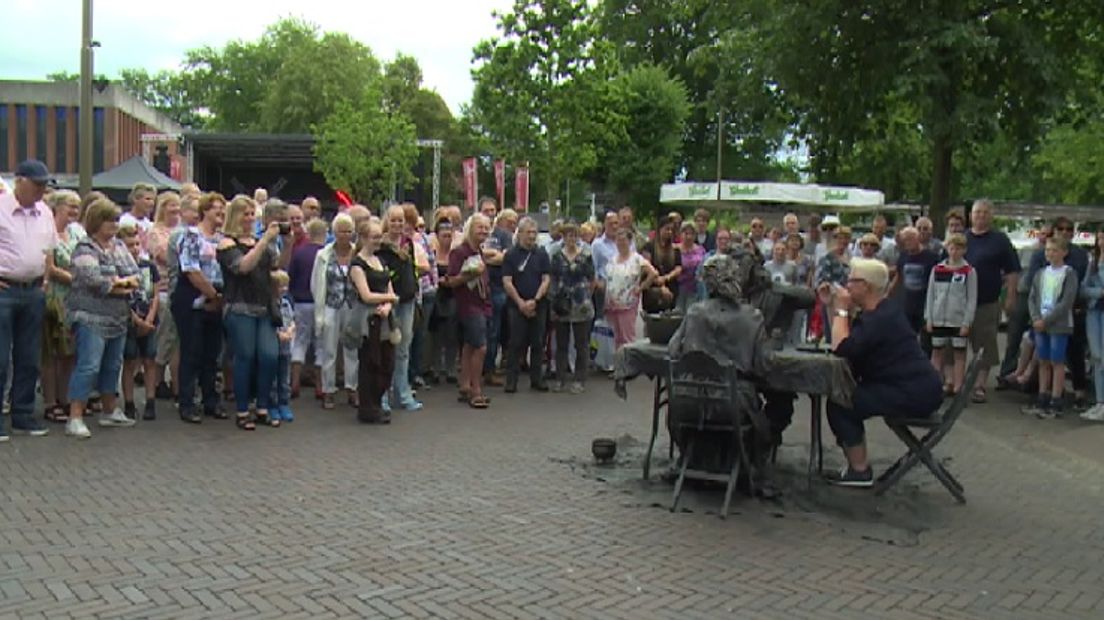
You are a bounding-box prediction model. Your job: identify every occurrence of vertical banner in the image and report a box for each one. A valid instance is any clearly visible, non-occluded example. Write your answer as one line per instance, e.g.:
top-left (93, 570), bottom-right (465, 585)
top-left (494, 159), bottom-right (505, 210)
top-left (462, 157), bottom-right (478, 210)
top-left (515, 166), bottom-right (530, 213)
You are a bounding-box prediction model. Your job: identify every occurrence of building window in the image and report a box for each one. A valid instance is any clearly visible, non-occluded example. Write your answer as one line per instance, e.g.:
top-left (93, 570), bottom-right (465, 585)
top-left (35, 106), bottom-right (47, 163)
top-left (93, 107), bottom-right (104, 173)
top-left (16, 104), bottom-right (27, 163)
top-left (56, 108), bottom-right (67, 173)
top-left (0, 104), bottom-right (8, 171)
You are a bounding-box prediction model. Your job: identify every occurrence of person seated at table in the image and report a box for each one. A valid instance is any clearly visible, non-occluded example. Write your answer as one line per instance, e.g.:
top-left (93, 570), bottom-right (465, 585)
top-left (817, 258), bottom-right (943, 487)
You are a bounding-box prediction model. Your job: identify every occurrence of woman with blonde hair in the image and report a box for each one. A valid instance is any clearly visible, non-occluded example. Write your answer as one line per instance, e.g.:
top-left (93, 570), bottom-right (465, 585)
top-left (449, 213), bottom-right (493, 408)
top-left (41, 190), bottom-right (85, 423)
top-left (349, 218), bottom-right (401, 423)
top-left (145, 192), bottom-right (181, 394)
top-left (377, 204), bottom-right (428, 411)
top-left (217, 195), bottom-right (288, 429)
top-left (310, 213), bottom-right (359, 409)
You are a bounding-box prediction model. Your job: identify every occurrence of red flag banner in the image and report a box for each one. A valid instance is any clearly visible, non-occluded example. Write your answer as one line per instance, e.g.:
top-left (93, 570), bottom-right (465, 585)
top-left (462, 157), bottom-right (478, 210)
top-left (494, 159), bottom-right (505, 211)
top-left (515, 166), bottom-right (529, 213)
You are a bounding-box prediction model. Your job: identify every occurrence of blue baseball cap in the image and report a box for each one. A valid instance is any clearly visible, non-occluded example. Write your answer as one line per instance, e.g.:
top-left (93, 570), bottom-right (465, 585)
top-left (15, 160), bottom-right (52, 185)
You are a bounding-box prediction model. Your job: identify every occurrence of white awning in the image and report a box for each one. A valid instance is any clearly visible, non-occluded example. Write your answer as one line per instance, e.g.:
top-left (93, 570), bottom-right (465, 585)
top-left (661, 180), bottom-right (886, 211)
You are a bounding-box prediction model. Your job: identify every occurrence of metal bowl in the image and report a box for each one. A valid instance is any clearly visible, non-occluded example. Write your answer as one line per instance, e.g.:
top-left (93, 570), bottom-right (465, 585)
top-left (643, 312), bottom-right (683, 345)
top-left (591, 438), bottom-right (617, 463)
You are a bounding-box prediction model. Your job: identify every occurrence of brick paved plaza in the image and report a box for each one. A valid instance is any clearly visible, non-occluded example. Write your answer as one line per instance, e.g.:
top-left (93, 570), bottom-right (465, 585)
top-left (2, 375), bottom-right (1103, 619)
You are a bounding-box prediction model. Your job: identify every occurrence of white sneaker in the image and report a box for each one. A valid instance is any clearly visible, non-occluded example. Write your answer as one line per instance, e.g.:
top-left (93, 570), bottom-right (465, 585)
top-left (99, 409), bottom-right (136, 427)
top-left (66, 418), bottom-right (92, 438)
top-left (1081, 405), bottom-right (1104, 422)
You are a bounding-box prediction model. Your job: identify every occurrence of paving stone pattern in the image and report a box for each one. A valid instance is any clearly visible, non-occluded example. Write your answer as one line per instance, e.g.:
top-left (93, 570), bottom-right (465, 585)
top-left (1, 379), bottom-right (1103, 619)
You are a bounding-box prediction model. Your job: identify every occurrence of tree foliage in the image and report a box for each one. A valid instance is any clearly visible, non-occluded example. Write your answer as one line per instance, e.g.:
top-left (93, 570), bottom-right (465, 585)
top-left (470, 0), bottom-right (623, 210)
top-left (313, 86), bottom-right (420, 205)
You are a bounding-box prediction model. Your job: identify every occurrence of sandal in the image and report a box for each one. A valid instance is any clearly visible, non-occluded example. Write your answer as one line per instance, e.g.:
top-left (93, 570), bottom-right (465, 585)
top-left (457, 389), bottom-right (471, 403)
top-left (255, 410), bottom-right (281, 428)
top-left (971, 387), bottom-right (987, 404)
top-left (468, 394), bottom-right (490, 409)
top-left (322, 393), bottom-right (335, 410)
top-left (235, 413), bottom-right (256, 431)
top-left (45, 404), bottom-right (69, 424)
top-left (347, 389), bottom-right (359, 408)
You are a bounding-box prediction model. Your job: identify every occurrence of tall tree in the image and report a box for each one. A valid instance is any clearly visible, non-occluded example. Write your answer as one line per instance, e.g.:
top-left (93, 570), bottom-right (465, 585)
top-left (313, 86), bottom-right (419, 205)
top-left (470, 0), bottom-right (621, 212)
top-left (760, 0), bottom-right (1103, 227)
top-left (601, 64), bottom-right (690, 207)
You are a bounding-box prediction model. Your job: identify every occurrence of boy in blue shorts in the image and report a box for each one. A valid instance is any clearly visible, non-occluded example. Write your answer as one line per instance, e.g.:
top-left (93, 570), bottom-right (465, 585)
top-left (1025, 236), bottom-right (1079, 418)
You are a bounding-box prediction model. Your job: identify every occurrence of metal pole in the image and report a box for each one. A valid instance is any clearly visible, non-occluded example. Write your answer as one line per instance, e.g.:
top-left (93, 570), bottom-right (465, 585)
top-left (715, 109), bottom-right (724, 185)
top-left (79, 0), bottom-right (94, 195)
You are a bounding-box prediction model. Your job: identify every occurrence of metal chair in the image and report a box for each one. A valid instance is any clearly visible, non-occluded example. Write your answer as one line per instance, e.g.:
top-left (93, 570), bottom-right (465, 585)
top-left (668, 351), bottom-right (756, 518)
top-left (873, 349), bottom-right (984, 503)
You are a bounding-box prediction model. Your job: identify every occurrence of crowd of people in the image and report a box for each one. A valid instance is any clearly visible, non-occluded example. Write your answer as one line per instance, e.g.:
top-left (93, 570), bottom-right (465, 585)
top-left (3, 158), bottom-right (1103, 443)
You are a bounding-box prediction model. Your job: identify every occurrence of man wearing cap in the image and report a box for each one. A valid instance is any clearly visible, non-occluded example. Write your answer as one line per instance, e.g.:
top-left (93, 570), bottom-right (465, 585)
top-left (0, 160), bottom-right (59, 439)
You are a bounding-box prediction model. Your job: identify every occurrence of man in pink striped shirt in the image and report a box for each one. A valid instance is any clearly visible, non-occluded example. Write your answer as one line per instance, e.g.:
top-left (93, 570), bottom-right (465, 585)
top-left (0, 160), bottom-right (58, 440)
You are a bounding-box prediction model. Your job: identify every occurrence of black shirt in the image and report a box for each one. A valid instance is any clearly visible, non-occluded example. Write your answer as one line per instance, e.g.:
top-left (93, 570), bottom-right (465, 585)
top-left (486, 227), bottom-right (514, 292)
top-left (835, 298), bottom-right (943, 414)
top-left (377, 238), bottom-right (418, 303)
top-left (965, 229), bottom-right (1021, 305)
top-left (351, 255), bottom-right (391, 296)
top-left (503, 244), bottom-right (551, 304)
top-left (216, 238), bottom-right (277, 313)
top-left (896, 249), bottom-right (940, 320)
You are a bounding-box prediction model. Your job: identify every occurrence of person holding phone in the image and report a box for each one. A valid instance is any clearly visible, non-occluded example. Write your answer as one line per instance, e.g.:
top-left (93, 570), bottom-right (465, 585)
top-left (217, 195), bottom-right (289, 430)
top-left (64, 198), bottom-right (142, 438)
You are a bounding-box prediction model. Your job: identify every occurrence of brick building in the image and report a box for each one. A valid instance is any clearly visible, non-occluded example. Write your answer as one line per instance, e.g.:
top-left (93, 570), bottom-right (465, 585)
top-left (0, 80), bottom-right (182, 182)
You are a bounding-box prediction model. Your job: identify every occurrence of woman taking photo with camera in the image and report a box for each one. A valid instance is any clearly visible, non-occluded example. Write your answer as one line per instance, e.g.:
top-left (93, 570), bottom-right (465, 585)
top-left (217, 195), bottom-right (288, 430)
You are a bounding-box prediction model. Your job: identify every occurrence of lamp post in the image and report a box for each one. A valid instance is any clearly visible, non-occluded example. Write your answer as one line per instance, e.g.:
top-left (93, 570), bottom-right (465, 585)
top-left (79, 0), bottom-right (94, 195)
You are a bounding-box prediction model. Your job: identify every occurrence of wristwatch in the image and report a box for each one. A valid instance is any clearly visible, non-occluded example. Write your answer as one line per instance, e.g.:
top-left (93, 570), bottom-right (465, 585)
top-left (835, 309), bottom-right (849, 318)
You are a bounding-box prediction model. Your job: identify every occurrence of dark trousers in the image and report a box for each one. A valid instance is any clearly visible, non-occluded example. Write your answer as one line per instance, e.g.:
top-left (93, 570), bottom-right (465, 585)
top-left (506, 302), bottom-right (547, 387)
top-left (357, 318), bottom-right (395, 422)
top-left (999, 294), bottom-right (1031, 379)
top-left (761, 389), bottom-right (795, 438)
top-left (1068, 307), bottom-right (1088, 393)
top-left (484, 290), bottom-right (507, 374)
top-left (827, 381), bottom-right (942, 448)
top-left (0, 286), bottom-right (45, 421)
top-left (174, 304), bottom-right (222, 414)
top-left (555, 320), bottom-right (590, 383)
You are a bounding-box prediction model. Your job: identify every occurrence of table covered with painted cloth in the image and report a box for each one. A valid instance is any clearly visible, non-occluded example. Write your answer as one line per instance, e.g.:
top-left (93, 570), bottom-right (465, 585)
top-left (613, 340), bottom-right (856, 484)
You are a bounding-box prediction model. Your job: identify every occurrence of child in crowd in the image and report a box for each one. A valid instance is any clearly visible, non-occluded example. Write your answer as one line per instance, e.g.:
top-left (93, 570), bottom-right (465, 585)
top-left (273, 270), bottom-right (296, 422)
top-left (120, 226), bottom-right (160, 420)
top-left (1025, 236), bottom-right (1079, 418)
top-left (924, 234), bottom-right (976, 396)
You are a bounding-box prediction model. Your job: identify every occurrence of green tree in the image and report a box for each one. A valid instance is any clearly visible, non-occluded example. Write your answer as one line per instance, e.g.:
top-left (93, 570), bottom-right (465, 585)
top-left (470, 0), bottom-right (622, 212)
top-left (117, 68), bottom-right (206, 128)
top-left (313, 87), bottom-right (419, 205)
top-left (759, 0), bottom-right (1102, 228)
top-left (601, 64), bottom-right (690, 208)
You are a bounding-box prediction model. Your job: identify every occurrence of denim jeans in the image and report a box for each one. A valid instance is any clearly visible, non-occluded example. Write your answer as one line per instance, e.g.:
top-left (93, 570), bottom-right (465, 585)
top-left (276, 354), bottom-right (291, 407)
top-left (1087, 309), bottom-right (1104, 403)
top-left (223, 311), bottom-right (279, 413)
top-left (409, 291), bottom-right (435, 382)
top-left (555, 320), bottom-right (590, 384)
top-left (484, 289), bottom-right (507, 374)
top-left (68, 322), bottom-right (126, 403)
top-left (173, 304), bottom-right (222, 414)
top-left (389, 300), bottom-right (417, 406)
top-left (0, 286), bottom-right (45, 420)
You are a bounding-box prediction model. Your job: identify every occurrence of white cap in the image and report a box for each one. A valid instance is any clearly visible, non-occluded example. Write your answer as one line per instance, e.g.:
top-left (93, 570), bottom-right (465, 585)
top-left (820, 214), bottom-right (841, 229)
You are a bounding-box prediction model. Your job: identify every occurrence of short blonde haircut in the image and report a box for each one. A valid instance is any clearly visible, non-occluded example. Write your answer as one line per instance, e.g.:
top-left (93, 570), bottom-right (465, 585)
top-left (495, 208), bottom-right (518, 227)
top-left (154, 191), bottom-right (181, 225)
top-left (944, 233), bottom-right (967, 249)
top-left (46, 189), bottom-right (80, 211)
top-left (129, 182), bottom-right (156, 204)
top-left (222, 194), bottom-right (257, 239)
top-left (307, 218), bottom-right (328, 241)
top-left (197, 192), bottom-right (226, 219)
top-left (271, 269), bottom-right (290, 287)
top-left (332, 213), bottom-right (355, 233)
top-left (850, 257), bottom-right (889, 293)
top-left (83, 198), bottom-right (122, 235)
top-left (118, 223), bottom-right (139, 239)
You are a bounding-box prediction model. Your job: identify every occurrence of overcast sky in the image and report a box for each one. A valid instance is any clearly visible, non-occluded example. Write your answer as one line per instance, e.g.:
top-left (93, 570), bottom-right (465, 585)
top-left (0, 0), bottom-right (514, 113)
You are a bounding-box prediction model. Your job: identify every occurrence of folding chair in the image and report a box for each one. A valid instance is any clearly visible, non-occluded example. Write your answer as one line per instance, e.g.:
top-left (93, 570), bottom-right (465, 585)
top-left (668, 351), bottom-right (755, 518)
top-left (873, 349), bottom-right (984, 503)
